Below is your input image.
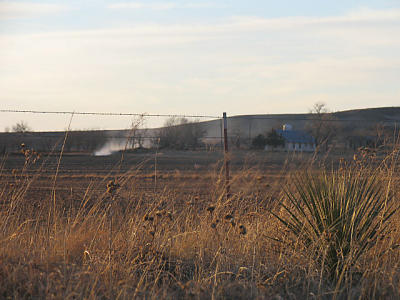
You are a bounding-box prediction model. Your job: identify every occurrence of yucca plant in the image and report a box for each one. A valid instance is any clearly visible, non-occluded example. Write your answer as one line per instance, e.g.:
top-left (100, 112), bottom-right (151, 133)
top-left (274, 167), bottom-right (398, 283)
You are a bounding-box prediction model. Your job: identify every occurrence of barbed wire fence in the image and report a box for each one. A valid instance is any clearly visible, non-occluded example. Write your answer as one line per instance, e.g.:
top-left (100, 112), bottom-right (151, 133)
top-left (1, 108), bottom-right (400, 199)
top-left (0, 109), bottom-right (232, 197)
top-left (1, 108), bottom-right (399, 153)
top-left (3, 108), bottom-right (400, 121)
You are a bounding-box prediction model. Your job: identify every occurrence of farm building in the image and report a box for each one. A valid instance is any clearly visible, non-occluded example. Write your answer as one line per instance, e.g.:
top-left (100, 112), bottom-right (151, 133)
top-left (265, 124), bottom-right (316, 152)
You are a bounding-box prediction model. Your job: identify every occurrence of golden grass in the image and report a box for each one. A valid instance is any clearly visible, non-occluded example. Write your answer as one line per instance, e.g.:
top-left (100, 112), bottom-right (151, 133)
top-left (0, 150), bottom-right (399, 299)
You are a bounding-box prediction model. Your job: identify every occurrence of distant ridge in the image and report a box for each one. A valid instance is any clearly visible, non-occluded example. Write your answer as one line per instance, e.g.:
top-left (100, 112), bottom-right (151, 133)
top-left (1, 107), bottom-right (399, 153)
top-left (199, 107), bottom-right (400, 141)
top-left (2, 106), bottom-right (399, 138)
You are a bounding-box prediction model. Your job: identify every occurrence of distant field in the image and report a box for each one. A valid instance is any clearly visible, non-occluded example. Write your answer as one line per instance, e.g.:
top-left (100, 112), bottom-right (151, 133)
top-left (1, 148), bottom-right (351, 173)
top-left (0, 150), bottom-right (343, 199)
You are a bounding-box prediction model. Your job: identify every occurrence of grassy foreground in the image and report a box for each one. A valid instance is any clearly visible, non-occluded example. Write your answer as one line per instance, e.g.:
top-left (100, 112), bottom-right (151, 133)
top-left (0, 150), bottom-right (400, 299)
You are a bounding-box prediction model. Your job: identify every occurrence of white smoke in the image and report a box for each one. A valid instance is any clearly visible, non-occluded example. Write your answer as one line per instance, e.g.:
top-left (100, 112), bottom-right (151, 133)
top-left (93, 137), bottom-right (153, 156)
top-left (93, 139), bottom-right (127, 156)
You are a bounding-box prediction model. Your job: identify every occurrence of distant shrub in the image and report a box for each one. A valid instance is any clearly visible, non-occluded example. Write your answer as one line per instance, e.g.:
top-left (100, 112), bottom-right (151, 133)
top-left (252, 129), bottom-right (285, 149)
top-left (251, 134), bottom-right (267, 149)
top-left (158, 117), bottom-right (205, 150)
top-left (265, 129), bottom-right (284, 148)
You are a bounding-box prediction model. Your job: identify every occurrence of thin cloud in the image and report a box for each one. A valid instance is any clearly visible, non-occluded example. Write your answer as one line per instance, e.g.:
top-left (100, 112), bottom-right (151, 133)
top-left (0, 1), bottom-right (68, 19)
top-left (229, 8), bottom-right (400, 30)
top-left (0, 7), bottom-right (399, 129)
top-left (108, 2), bottom-right (177, 10)
top-left (108, 2), bottom-right (220, 10)
top-left (6, 7), bottom-right (398, 47)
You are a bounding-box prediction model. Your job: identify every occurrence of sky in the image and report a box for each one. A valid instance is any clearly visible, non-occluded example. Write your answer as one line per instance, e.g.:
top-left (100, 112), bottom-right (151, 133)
top-left (0, 0), bottom-right (399, 131)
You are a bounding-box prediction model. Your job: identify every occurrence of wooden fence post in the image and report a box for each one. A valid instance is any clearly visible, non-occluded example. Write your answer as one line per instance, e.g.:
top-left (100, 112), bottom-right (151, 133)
top-left (223, 112), bottom-right (230, 199)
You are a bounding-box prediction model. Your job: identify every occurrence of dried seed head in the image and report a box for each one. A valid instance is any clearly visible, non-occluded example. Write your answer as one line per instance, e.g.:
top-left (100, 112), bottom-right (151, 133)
top-left (143, 214), bottom-right (154, 222)
top-left (206, 206), bottom-right (216, 213)
top-left (106, 180), bottom-right (120, 194)
top-left (166, 211), bottom-right (173, 221)
top-left (224, 214), bottom-right (234, 220)
top-left (239, 224), bottom-right (247, 235)
top-left (238, 266), bottom-right (249, 274)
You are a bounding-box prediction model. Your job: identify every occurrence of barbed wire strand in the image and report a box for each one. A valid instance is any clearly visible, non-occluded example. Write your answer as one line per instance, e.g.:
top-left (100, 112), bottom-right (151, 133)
top-left (0, 134), bottom-right (224, 139)
top-left (0, 109), bottom-right (220, 119)
top-left (1, 109), bottom-right (400, 123)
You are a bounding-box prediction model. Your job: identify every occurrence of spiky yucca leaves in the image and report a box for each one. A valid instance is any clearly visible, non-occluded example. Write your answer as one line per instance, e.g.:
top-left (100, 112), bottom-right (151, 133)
top-left (274, 168), bottom-right (398, 283)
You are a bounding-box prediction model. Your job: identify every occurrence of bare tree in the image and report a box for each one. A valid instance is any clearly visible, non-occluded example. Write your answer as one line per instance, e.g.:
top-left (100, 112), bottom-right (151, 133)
top-left (126, 116), bottom-right (147, 149)
top-left (158, 117), bottom-right (205, 150)
top-left (306, 102), bottom-right (338, 150)
top-left (12, 121), bottom-right (32, 133)
top-left (230, 128), bottom-right (243, 149)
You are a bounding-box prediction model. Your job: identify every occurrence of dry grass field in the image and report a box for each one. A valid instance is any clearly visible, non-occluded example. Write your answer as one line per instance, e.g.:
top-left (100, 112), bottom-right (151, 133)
top-left (0, 147), bottom-right (399, 299)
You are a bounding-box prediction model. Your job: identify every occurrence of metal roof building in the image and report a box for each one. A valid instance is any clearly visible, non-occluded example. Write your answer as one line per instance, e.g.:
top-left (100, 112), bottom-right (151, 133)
top-left (276, 129), bottom-right (315, 144)
top-left (265, 124), bottom-right (316, 152)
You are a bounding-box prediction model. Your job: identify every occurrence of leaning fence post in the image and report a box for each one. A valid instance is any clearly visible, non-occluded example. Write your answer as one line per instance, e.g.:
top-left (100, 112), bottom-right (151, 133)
top-left (223, 112), bottom-right (231, 199)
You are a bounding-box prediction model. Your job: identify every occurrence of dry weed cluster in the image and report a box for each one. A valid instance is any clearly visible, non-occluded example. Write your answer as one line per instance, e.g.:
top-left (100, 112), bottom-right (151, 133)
top-left (0, 147), bottom-right (400, 299)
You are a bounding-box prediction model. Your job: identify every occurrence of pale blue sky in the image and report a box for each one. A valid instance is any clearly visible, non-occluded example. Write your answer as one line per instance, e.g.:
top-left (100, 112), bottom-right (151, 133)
top-left (1, 0), bottom-right (399, 130)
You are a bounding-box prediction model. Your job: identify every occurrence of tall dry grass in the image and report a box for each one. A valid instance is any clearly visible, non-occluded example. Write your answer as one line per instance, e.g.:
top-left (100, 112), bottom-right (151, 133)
top-left (0, 146), bottom-right (399, 299)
